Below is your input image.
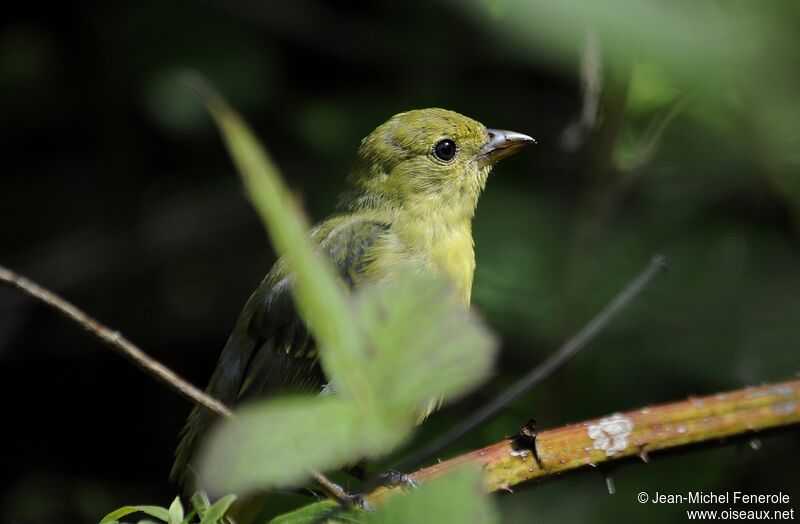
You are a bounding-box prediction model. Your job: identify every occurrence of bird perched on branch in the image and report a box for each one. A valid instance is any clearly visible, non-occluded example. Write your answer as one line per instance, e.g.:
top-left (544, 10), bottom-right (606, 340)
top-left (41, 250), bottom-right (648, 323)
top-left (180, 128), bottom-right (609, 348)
top-left (171, 108), bottom-right (534, 488)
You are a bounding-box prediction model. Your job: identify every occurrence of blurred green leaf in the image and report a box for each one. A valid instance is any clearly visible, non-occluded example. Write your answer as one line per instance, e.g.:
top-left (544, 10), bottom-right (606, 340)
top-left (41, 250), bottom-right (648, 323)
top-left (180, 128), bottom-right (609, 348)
top-left (100, 505), bottom-right (170, 523)
top-left (365, 467), bottom-right (497, 524)
top-left (199, 271), bottom-right (496, 494)
top-left (144, 69), bottom-right (210, 136)
top-left (627, 62), bottom-right (680, 115)
top-left (356, 272), bottom-right (497, 414)
top-left (200, 397), bottom-right (405, 493)
top-left (465, 0), bottom-right (746, 88)
top-left (198, 494), bottom-right (237, 524)
top-left (190, 78), bottom-right (371, 408)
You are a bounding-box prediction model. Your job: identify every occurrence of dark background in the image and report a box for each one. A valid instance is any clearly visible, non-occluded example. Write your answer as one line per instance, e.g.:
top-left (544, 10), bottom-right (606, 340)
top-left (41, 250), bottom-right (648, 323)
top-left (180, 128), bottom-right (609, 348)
top-left (2, 1), bottom-right (799, 522)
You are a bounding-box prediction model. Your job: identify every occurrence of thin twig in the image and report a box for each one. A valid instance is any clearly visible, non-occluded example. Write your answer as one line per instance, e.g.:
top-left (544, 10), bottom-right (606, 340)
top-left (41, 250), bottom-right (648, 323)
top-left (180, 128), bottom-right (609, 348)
top-left (0, 264), bottom-right (350, 507)
top-left (0, 264), bottom-right (233, 419)
top-left (560, 31), bottom-right (603, 151)
top-left (309, 470), bottom-right (353, 507)
top-left (369, 379), bottom-right (800, 507)
top-left (396, 254), bottom-right (667, 470)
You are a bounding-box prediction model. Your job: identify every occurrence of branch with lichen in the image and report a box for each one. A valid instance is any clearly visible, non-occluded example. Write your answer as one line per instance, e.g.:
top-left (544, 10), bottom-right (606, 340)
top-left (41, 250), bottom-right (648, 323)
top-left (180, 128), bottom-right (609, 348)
top-left (365, 379), bottom-right (800, 507)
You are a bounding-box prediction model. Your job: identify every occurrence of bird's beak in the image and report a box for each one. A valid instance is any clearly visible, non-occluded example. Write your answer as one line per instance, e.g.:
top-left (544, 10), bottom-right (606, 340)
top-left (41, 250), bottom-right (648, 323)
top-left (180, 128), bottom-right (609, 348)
top-left (477, 129), bottom-right (536, 167)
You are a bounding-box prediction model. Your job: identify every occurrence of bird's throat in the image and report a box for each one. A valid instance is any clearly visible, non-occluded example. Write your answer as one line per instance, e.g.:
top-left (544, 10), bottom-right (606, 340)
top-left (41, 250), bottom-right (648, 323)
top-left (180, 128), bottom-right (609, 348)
top-left (394, 204), bottom-right (477, 305)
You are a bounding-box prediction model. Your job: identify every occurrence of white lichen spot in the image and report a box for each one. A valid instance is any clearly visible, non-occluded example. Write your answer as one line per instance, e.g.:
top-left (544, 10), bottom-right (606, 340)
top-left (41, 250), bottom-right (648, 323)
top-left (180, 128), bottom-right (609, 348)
top-left (587, 413), bottom-right (633, 457)
top-left (774, 401), bottom-right (797, 415)
top-left (640, 407), bottom-right (652, 415)
top-left (510, 449), bottom-right (530, 460)
top-left (691, 398), bottom-right (705, 409)
top-left (771, 385), bottom-right (795, 397)
top-left (746, 388), bottom-right (770, 399)
top-left (676, 425), bottom-right (687, 434)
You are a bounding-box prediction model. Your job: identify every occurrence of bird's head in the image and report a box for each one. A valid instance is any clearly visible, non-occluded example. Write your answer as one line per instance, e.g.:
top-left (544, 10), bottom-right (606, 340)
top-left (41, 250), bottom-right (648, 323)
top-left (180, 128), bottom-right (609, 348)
top-left (339, 108), bottom-right (534, 219)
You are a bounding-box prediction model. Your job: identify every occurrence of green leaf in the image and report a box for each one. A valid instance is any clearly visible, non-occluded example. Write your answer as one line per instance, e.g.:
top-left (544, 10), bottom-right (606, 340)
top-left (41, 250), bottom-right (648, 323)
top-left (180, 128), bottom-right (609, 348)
top-left (168, 496), bottom-right (184, 524)
top-left (267, 500), bottom-right (364, 524)
top-left (198, 494), bottom-right (237, 524)
top-left (190, 491), bottom-right (211, 521)
top-left (188, 78), bottom-right (370, 407)
top-left (200, 397), bottom-right (406, 493)
top-left (356, 272), bottom-right (497, 414)
top-left (100, 505), bottom-right (170, 523)
top-left (365, 467), bottom-right (497, 524)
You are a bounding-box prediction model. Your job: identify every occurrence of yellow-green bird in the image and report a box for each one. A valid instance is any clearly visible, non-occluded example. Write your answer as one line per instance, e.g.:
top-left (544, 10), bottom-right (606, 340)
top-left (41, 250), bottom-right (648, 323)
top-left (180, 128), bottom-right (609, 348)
top-left (171, 108), bottom-right (534, 488)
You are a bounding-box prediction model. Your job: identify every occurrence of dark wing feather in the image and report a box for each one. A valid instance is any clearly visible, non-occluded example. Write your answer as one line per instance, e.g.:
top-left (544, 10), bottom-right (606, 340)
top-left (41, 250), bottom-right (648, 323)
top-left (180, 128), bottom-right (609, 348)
top-left (170, 219), bottom-right (389, 489)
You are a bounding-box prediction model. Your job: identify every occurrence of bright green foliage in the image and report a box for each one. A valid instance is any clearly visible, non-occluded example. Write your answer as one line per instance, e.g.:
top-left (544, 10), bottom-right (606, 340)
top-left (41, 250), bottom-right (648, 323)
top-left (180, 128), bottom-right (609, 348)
top-left (100, 505), bottom-right (170, 523)
top-left (189, 492), bottom-right (211, 522)
top-left (198, 495), bottom-right (237, 524)
top-left (99, 493), bottom-right (233, 524)
top-left (168, 496), bottom-right (184, 524)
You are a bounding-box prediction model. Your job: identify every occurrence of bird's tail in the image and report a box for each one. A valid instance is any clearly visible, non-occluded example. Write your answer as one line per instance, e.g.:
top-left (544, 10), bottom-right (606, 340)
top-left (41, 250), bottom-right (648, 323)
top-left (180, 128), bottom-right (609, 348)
top-left (170, 325), bottom-right (257, 491)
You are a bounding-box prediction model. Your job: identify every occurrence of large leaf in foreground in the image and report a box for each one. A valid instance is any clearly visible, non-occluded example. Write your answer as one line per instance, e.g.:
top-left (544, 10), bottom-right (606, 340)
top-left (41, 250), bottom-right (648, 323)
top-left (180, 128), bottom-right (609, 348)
top-left (192, 78), bottom-right (370, 406)
top-left (355, 273), bottom-right (497, 413)
top-left (199, 397), bottom-right (405, 494)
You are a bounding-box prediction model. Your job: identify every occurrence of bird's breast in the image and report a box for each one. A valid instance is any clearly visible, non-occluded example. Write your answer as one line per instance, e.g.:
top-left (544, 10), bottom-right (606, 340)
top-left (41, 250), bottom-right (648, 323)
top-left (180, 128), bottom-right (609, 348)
top-left (387, 216), bottom-right (476, 305)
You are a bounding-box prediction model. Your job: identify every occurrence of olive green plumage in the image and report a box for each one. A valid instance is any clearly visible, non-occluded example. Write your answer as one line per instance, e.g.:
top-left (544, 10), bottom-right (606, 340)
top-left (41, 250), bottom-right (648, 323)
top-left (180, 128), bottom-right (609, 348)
top-left (171, 108), bottom-right (533, 488)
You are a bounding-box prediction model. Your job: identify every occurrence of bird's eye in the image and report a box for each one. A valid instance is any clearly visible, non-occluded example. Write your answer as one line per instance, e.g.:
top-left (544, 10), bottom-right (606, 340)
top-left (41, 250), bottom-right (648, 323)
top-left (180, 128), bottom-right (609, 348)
top-left (433, 139), bottom-right (457, 162)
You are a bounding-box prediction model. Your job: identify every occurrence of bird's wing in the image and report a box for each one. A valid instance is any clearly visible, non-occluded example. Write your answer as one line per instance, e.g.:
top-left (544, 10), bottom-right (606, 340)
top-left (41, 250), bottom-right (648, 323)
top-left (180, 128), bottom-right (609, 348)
top-left (170, 218), bottom-right (390, 488)
top-left (236, 218), bottom-right (390, 399)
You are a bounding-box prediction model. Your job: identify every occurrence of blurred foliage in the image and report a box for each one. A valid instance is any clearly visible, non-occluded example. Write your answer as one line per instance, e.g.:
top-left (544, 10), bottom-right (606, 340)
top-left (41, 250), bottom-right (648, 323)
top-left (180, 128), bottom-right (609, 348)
top-left (2, 0), bottom-right (799, 523)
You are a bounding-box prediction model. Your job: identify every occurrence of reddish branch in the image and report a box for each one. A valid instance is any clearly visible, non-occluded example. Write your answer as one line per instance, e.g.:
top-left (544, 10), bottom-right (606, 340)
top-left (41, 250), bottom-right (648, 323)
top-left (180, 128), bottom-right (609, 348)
top-left (366, 379), bottom-right (800, 506)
